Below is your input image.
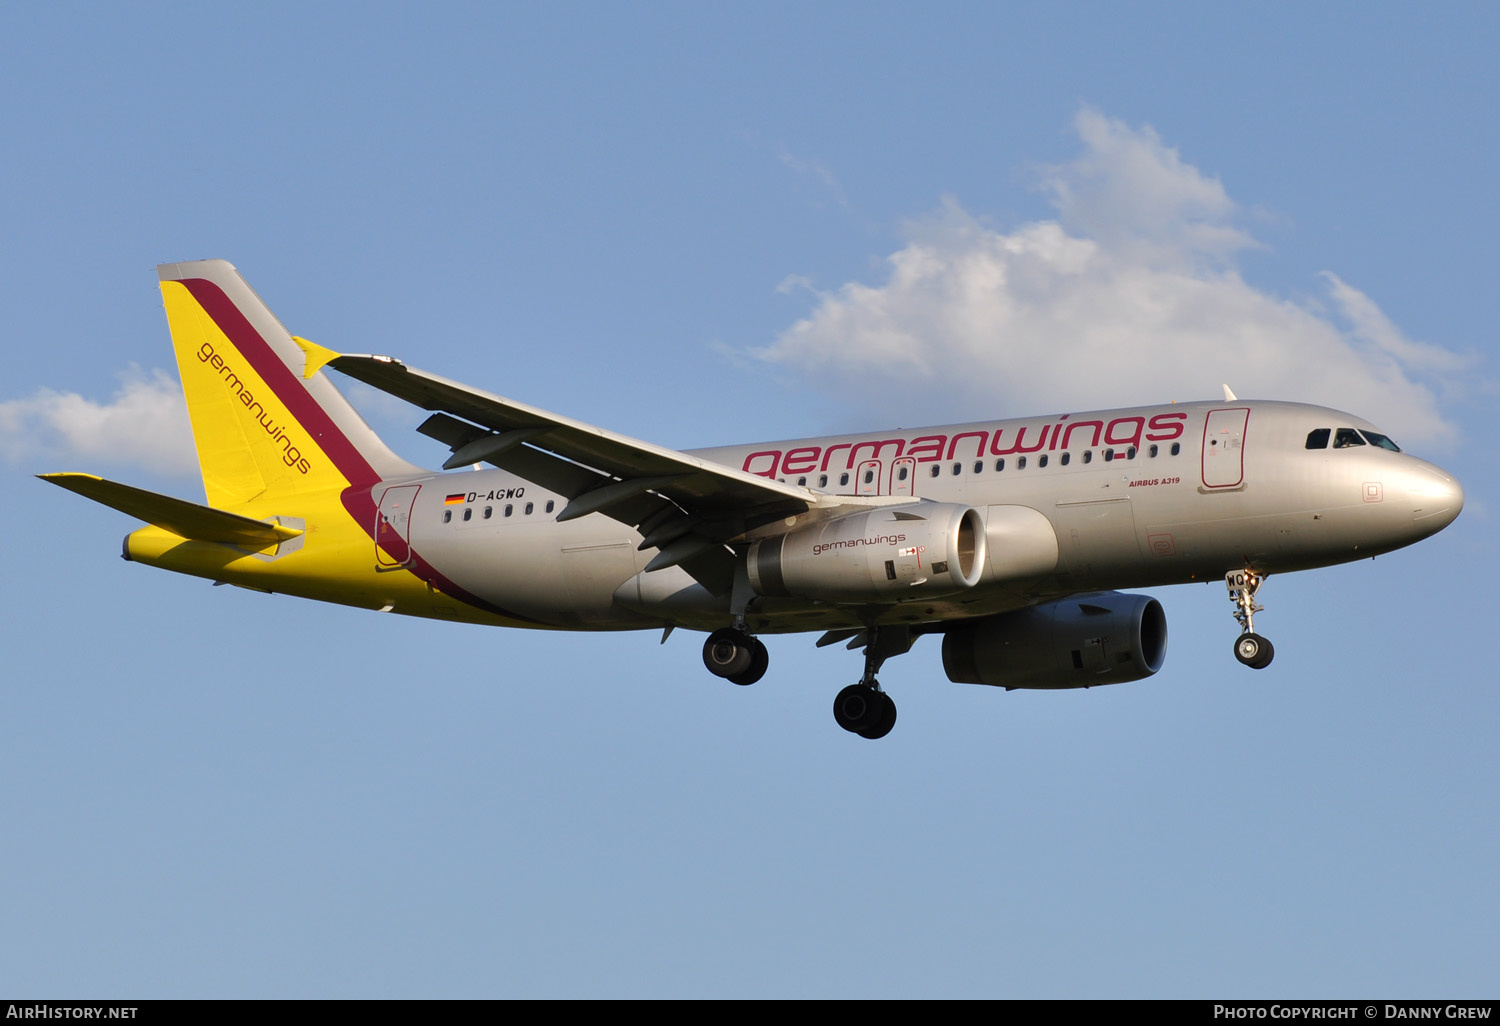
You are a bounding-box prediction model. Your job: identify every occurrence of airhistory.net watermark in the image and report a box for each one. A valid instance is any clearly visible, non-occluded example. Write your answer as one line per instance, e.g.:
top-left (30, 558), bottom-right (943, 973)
top-left (6, 1007), bottom-right (137, 1019)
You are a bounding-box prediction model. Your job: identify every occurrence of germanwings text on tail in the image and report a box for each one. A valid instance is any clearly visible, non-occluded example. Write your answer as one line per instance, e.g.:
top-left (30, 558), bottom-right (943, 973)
top-left (42, 260), bottom-right (1464, 739)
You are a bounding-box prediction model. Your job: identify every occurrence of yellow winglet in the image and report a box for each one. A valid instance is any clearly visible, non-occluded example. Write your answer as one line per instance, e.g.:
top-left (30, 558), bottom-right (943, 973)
top-left (291, 335), bottom-right (343, 379)
top-left (39, 473), bottom-right (302, 548)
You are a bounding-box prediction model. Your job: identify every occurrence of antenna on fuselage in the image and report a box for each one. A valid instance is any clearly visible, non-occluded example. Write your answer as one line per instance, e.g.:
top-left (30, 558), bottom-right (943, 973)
top-left (1222, 384), bottom-right (1238, 402)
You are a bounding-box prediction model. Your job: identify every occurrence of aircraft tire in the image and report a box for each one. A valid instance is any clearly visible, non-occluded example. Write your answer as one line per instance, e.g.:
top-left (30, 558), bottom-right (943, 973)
top-left (728, 638), bottom-right (769, 686)
top-left (833, 683), bottom-right (883, 733)
top-left (1234, 633), bottom-right (1274, 669)
top-left (857, 692), bottom-right (897, 740)
top-left (704, 628), bottom-right (754, 679)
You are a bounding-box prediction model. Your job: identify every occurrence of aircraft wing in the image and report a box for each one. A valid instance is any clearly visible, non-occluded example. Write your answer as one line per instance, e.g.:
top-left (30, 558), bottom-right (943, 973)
top-left (318, 349), bottom-right (816, 593)
top-left (327, 353), bottom-right (809, 512)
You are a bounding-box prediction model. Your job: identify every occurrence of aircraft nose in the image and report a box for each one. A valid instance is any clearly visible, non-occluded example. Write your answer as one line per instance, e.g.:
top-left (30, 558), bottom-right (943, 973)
top-left (1408, 464), bottom-right (1464, 532)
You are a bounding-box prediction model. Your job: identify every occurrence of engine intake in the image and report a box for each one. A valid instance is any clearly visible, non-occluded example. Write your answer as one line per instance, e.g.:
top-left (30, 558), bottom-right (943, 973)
top-left (749, 502), bottom-right (985, 603)
top-left (942, 592), bottom-right (1167, 689)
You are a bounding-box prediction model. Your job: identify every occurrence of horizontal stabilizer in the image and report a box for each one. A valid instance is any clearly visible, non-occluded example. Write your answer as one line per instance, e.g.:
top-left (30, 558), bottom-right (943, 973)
top-left (39, 473), bottom-right (302, 548)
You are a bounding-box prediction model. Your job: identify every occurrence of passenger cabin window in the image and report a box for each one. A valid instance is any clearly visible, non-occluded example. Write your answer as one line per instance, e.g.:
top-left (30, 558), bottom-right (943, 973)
top-left (897, 466), bottom-right (909, 481)
top-left (1148, 444), bottom-right (1158, 457)
top-left (1083, 450), bottom-right (1093, 464)
top-left (863, 469), bottom-right (875, 485)
top-left (797, 476), bottom-right (807, 486)
top-left (545, 500), bottom-right (555, 513)
top-left (483, 506), bottom-right (492, 519)
top-left (525, 502), bottom-right (534, 515)
top-left (1061, 452), bottom-right (1071, 466)
top-left (443, 510), bottom-right (452, 523)
top-left (930, 465), bottom-right (941, 478)
top-left (1333, 428), bottom-right (1366, 449)
top-left (462, 508), bottom-right (472, 521)
top-left (1103, 449), bottom-right (1115, 461)
top-left (504, 504), bottom-right (513, 517)
top-left (973, 460), bottom-right (984, 474)
top-left (1038, 454), bottom-right (1048, 468)
top-left (819, 475), bottom-right (828, 488)
top-left (994, 458), bottom-right (1005, 471)
top-left (839, 472), bottom-right (850, 487)
top-left (1017, 456), bottom-right (1028, 469)
top-left (1306, 428), bottom-right (1331, 449)
top-left (1170, 443), bottom-right (1181, 456)
top-left (1127, 446), bottom-right (1137, 459)
top-left (951, 462), bottom-right (961, 476)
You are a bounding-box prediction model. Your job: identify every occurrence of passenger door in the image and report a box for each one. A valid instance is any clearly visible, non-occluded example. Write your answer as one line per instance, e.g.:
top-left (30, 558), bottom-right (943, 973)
top-left (1202, 408), bottom-right (1250, 489)
top-left (375, 485), bottom-right (421, 568)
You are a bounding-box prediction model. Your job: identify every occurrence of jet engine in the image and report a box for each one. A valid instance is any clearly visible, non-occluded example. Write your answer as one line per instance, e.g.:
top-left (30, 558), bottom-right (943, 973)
top-left (942, 591), bottom-right (1167, 689)
top-left (748, 502), bottom-right (985, 604)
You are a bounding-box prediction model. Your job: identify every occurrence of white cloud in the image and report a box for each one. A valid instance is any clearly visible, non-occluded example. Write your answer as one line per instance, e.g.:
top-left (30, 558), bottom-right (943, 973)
top-left (0, 366), bottom-right (198, 477)
top-left (1044, 108), bottom-right (1257, 267)
top-left (757, 109), bottom-right (1470, 449)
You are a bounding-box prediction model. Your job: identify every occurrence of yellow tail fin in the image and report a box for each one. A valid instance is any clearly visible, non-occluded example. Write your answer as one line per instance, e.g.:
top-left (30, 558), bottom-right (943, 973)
top-left (157, 259), bottom-right (418, 509)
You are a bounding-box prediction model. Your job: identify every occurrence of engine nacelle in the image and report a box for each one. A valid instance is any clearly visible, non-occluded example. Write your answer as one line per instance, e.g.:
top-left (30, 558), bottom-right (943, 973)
top-left (942, 592), bottom-right (1167, 689)
top-left (748, 502), bottom-right (986, 603)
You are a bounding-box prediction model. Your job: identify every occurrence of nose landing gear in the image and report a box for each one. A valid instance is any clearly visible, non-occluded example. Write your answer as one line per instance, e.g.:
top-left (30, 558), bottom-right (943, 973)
top-left (1234, 631), bottom-right (1274, 668)
top-left (1226, 568), bottom-right (1275, 669)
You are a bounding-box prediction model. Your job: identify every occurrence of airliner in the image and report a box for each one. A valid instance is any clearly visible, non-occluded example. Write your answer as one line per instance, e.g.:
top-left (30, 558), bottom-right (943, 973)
top-left (42, 260), bottom-right (1465, 738)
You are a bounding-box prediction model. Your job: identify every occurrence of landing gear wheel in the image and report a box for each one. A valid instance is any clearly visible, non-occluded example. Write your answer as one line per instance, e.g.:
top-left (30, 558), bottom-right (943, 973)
top-left (833, 683), bottom-right (885, 734)
top-left (728, 638), bottom-right (769, 686)
top-left (1234, 632), bottom-right (1275, 669)
top-left (857, 692), bottom-right (897, 740)
top-left (703, 628), bottom-right (754, 679)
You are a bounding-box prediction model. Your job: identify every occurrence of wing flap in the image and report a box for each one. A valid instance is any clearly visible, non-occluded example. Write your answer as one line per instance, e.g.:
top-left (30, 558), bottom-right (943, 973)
top-left (39, 473), bottom-right (301, 549)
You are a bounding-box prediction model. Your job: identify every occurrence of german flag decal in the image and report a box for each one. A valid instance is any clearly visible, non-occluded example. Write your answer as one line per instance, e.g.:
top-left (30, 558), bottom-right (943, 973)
top-left (445, 493), bottom-right (466, 505)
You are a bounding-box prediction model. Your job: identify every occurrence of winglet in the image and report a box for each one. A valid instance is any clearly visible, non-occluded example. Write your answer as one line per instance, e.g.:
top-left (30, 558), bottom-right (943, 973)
top-left (291, 336), bottom-right (342, 380)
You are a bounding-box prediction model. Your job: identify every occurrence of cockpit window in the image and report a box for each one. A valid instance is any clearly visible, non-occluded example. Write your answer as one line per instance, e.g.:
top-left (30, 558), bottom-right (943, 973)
top-left (1359, 430), bottom-right (1402, 452)
top-left (1305, 428), bottom-right (1330, 450)
top-left (1333, 428), bottom-right (1366, 449)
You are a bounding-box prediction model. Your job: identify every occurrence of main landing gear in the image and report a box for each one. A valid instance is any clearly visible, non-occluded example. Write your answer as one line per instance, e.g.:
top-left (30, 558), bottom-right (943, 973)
top-left (700, 623), bottom-right (910, 739)
top-left (833, 683), bottom-right (897, 740)
top-left (832, 626), bottom-right (911, 740)
top-left (701, 565), bottom-right (770, 686)
top-left (1226, 568), bottom-right (1275, 669)
top-left (702, 627), bottom-right (768, 686)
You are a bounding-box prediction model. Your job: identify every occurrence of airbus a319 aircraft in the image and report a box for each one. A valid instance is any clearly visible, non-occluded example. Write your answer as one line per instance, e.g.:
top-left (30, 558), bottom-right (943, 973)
top-left (44, 260), bottom-right (1465, 739)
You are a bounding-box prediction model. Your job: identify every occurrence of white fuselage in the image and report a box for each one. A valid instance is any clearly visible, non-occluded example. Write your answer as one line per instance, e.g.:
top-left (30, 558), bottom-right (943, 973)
top-left (397, 399), bottom-right (1463, 632)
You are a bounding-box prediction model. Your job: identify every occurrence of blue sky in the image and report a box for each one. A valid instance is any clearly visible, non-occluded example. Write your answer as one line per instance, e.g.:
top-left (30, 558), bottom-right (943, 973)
top-left (1, 3), bottom-right (1495, 998)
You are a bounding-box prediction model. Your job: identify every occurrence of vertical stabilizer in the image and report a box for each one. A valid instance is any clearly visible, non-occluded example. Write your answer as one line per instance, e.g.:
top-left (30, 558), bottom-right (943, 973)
top-left (157, 260), bottom-right (421, 508)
